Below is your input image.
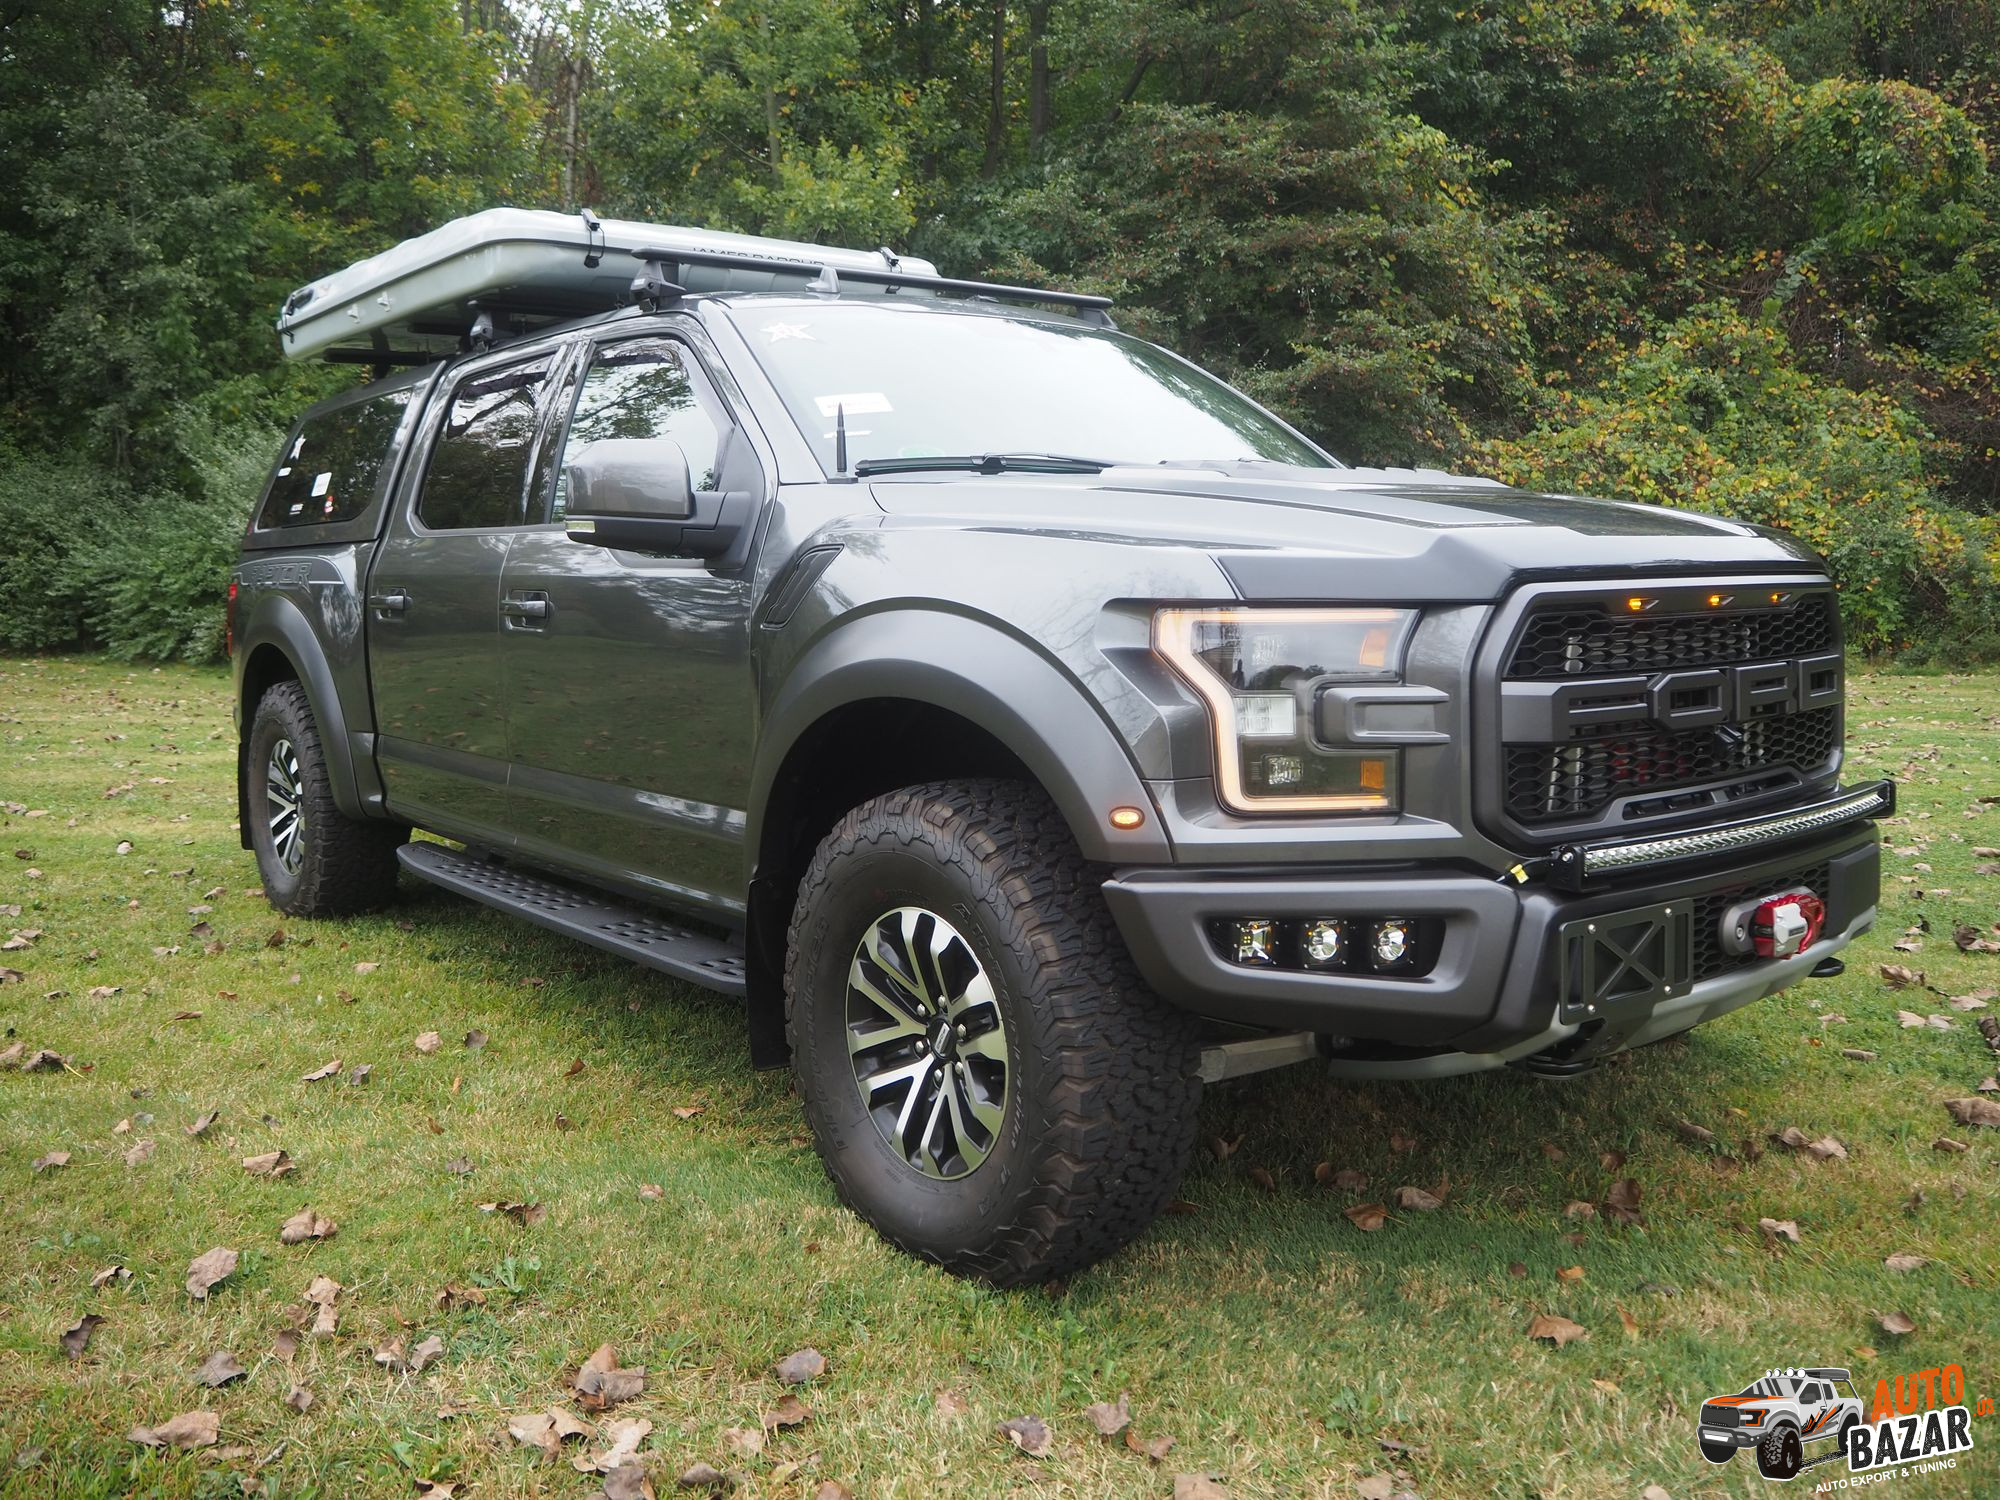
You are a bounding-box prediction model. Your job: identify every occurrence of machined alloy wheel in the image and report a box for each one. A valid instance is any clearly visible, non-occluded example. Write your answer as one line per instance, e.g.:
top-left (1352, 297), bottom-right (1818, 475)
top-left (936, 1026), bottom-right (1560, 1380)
top-left (266, 737), bottom-right (306, 875)
top-left (785, 779), bottom-right (1203, 1286)
top-left (846, 905), bottom-right (1009, 1179)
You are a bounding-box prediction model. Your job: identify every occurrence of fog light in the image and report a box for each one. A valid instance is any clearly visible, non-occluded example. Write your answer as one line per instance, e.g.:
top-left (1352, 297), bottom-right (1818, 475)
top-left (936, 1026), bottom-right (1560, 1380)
top-left (1301, 919), bottom-right (1348, 969)
top-left (1369, 918), bottom-right (1415, 970)
top-left (1230, 919), bottom-right (1278, 966)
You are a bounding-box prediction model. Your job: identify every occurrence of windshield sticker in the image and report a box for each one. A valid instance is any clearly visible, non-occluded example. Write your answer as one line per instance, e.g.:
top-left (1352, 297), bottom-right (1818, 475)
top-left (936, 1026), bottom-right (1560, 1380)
top-left (761, 321), bottom-right (815, 343)
top-left (310, 471), bottom-right (333, 497)
top-left (814, 392), bottom-right (893, 417)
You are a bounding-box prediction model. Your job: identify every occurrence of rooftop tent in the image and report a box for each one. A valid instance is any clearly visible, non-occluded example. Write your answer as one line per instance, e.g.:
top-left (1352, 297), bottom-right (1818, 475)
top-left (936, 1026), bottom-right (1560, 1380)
top-left (275, 207), bottom-right (945, 364)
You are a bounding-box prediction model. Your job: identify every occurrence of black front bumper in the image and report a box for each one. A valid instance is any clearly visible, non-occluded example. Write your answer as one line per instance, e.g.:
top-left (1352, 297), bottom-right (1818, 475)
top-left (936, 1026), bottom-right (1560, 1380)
top-left (1102, 807), bottom-right (1881, 1073)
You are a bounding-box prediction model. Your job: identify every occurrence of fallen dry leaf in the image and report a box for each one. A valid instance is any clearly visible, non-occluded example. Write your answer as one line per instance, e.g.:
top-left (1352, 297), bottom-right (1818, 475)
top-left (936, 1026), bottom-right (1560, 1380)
top-left (935, 1388), bottom-right (970, 1418)
top-left (1884, 1253), bottom-right (1929, 1273)
top-left (463, 1028), bottom-right (489, 1052)
top-left (575, 1344), bottom-right (646, 1409)
top-left (1617, 1305), bottom-right (1640, 1339)
top-left (1944, 1096), bottom-right (2000, 1128)
top-left (1557, 1265), bottom-right (1586, 1283)
top-left (1880, 1311), bottom-right (1916, 1335)
top-left (1527, 1313), bottom-right (1588, 1347)
top-left (1843, 1047), bottom-right (1879, 1061)
top-left (1084, 1392), bottom-right (1131, 1437)
top-left (184, 1110), bottom-right (219, 1139)
top-left (1248, 1165), bottom-right (1277, 1192)
top-left (123, 1139), bottom-right (155, 1167)
top-left (1640, 1487), bottom-right (1673, 1500)
top-left (59, 1313), bottom-right (104, 1361)
top-left (304, 1274), bottom-right (341, 1336)
top-left (478, 1200), bottom-right (546, 1227)
top-left (194, 1350), bottom-right (246, 1388)
top-left (1603, 1178), bottom-right (1644, 1226)
top-left (436, 1284), bottom-right (486, 1311)
top-left (1807, 1136), bottom-right (1849, 1160)
top-left (415, 1030), bottom-right (442, 1054)
top-left (279, 1206), bottom-right (338, 1244)
top-left (997, 1415), bottom-right (1052, 1457)
top-left (1672, 1118), bottom-right (1715, 1145)
top-left (762, 1395), bottom-right (810, 1430)
top-left (1356, 1478), bottom-right (1395, 1500)
top-left (272, 1329), bottom-right (299, 1361)
top-left (1564, 1200), bottom-right (1598, 1220)
top-left (243, 1150), bottom-right (295, 1177)
top-left (185, 1247), bottom-right (238, 1300)
top-left (31, 1150), bottom-right (69, 1172)
top-left (1127, 1428), bottom-right (1176, 1461)
top-left (574, 1416), bottom-right (654, 1475)
top-left (354, 961), bottom-right (379, 974)
top-left (774, 1347), bottom-right (825, 1384)
top-left (1173, 1475), bottom-right (1230, 1500)
top-left (509, 1407), bottom-right (595, 1458)
top-left (672, 1104), bottom-right (705, 1120)
top-left (1759, 1217), bottom-right (1802, 1244)
top-left (638, 1183), bottom-right (664, 1201)
top-left (90, 1265), bottom-right (129, 1289)
top-left (1393, 1184), bottom-right (1445, 1211)
top-left (300, 1059), bottom-right (341, 1082)
top-left (1881, 964), bottom-right (1924, 990)
top-left (285, 1383), bottom-right (314, 1413)
top-left (1344, 1202), bottom-right (1390, 1231)
top-left (722, 1425), bottom-right (764, 1459)
top-left (128, 1410), bottom-right (219, 1450)
top-left (1933, 1135), bottom-right (1970, 1153)
top-left (676, 1463), bottom-right (727, 1489)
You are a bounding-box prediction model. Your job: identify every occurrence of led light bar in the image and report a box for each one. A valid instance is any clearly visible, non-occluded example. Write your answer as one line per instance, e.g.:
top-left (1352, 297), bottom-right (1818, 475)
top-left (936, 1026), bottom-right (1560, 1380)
top-left (1550, 781), bottom-right (1894, 890)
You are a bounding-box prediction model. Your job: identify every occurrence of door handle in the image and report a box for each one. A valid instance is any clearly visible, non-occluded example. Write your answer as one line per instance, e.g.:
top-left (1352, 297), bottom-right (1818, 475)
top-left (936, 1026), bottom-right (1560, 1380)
top-left (369, 589), bottom-right (411, 616)
top-left (501, 593), bottom-right (551, 623)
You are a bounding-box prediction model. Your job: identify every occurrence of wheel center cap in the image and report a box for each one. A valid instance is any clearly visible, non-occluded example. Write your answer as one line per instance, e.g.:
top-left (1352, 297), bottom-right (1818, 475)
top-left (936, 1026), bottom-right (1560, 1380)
top-left (929, 1018), bottom-right (955, 1058)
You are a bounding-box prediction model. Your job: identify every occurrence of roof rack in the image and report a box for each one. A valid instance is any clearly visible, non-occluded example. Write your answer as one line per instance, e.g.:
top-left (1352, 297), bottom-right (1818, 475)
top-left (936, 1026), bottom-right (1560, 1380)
top-left (629, 244), bottom-right (1115, 325)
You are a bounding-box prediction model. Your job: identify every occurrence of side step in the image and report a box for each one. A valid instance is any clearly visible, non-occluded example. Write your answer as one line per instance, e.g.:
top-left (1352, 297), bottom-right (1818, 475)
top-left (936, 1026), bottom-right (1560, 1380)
top-left (397, 842), bottom-right (747, 995)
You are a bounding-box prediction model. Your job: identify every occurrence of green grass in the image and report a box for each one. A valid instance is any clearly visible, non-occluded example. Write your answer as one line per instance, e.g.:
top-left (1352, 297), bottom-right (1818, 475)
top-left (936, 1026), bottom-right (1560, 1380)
top-left (2, 655), bottom-right (1997, 1499)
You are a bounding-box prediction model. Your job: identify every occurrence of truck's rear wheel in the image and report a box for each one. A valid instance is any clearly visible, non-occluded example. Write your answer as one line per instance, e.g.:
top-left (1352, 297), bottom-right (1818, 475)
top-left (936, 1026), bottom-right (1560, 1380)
top-left (785, 779), bottom-right (1201, 1286)
top-left (246, 681), bottom-right (405, 918)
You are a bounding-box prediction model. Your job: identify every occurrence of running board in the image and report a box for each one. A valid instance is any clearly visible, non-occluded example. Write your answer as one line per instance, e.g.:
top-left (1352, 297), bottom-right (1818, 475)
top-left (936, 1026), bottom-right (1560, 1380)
top-left (397, 842), bottom-right (747, 995)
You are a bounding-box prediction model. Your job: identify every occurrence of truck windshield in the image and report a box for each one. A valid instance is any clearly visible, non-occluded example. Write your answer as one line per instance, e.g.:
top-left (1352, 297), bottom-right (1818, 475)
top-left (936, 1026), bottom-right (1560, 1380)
top-left (733, 302), bottom-right (1334, 473)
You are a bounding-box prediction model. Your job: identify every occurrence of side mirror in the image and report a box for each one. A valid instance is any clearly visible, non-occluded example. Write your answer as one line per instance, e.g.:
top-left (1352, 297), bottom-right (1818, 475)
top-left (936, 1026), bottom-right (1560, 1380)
top-left (564, 438), bottom-right (695, 550)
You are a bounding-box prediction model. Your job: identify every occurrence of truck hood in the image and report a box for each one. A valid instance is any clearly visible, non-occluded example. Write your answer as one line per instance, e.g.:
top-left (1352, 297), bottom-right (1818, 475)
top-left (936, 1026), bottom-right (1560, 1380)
top-left (864, 463), bottom-right (1823, 601)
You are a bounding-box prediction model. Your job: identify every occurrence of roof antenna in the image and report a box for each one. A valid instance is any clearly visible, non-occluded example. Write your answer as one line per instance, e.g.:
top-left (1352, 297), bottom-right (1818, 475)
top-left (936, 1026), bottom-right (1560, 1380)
top-left (807, 263), bottom-right (841, 298)
top-left (835, 402), bottom-right (848, 476)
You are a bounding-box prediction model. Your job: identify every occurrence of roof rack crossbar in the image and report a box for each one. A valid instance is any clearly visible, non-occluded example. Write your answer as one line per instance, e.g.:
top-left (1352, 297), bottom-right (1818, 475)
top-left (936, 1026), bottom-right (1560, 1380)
top-left (630, 244), bottom-right (1113, 315)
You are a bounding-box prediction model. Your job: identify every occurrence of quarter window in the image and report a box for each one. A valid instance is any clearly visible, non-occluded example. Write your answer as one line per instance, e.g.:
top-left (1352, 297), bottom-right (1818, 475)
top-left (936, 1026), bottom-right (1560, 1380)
top-left (417, 355), bottom-right (557, 531)
top-left (256, 387), bottom-right (411, 530)
top-left (546, 338), bottom-right (724, 523)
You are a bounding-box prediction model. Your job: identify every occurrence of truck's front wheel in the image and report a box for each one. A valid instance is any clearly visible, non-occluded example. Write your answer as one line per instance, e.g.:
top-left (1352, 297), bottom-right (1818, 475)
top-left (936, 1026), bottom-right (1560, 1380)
top-left (246, 681), bottom-right (405, 918)
top-left (785, 779), bottom-right (1201, 1286)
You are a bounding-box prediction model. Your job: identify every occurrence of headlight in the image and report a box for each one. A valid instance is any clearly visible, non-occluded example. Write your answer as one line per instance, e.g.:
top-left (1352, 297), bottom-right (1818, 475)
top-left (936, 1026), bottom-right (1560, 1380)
top-left (1153, 606), bottom-right (1417, 815)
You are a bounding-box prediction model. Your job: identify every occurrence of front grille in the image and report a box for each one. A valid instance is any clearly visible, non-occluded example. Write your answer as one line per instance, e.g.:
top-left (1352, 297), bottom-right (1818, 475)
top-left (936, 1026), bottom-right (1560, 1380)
top-left (1700, 1404), bottom-right (1743, 1429)
top-left (1504, 707), bottom-right (1839, 823)
top-left (1506, 595), bottom-right (1838, 678)
top-left (1691, 860), bottom-right (1830, 982)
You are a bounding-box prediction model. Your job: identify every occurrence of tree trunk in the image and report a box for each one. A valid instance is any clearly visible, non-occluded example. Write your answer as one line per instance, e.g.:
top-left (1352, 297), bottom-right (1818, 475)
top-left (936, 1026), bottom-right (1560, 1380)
top-left (1028, 1), bottom-right (1051, 151)
top-left (762, 11), bottom-right (783, 183)
top-left (982, 0), bottom-right (1006, 177)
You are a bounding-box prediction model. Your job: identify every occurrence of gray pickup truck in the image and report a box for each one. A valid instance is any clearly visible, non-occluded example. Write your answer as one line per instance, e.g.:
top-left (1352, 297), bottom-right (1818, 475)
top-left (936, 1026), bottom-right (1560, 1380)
top-left (233, 217), bottom-right (1890, 1284)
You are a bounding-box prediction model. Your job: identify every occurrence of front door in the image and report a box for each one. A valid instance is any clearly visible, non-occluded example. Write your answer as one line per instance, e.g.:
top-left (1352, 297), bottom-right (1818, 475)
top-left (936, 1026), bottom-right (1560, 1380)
top-left (497, 331), bottom-right (761, 919)
top-left (368, 347), bottom-right (568, 844)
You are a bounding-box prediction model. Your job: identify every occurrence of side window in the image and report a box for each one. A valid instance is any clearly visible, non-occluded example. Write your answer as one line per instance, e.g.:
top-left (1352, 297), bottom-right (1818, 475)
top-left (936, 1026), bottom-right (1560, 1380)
top-left (256, 387), bottom-right (411, 530)
top-left (545, 337), bottom-right (725, 523)
top-left (417, 355), bottom-right (556, 531)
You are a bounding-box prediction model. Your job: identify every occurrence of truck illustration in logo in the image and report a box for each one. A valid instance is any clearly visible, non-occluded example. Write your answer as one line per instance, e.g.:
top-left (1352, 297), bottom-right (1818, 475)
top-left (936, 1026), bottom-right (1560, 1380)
top-left (1698, 1366), bottom-right (1866, 1480)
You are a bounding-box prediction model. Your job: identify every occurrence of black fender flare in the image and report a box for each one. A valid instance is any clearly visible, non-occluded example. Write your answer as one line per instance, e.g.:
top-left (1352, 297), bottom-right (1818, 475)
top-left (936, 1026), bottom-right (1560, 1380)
top-left (235, 596), bottom-right (371, 825)
top-left (751, 607), bottom-right (1174, 871)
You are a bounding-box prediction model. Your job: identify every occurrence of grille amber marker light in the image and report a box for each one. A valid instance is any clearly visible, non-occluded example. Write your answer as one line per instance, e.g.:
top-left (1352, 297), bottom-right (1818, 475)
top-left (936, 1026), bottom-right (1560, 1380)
top-left (1625, 595), bottom-right (1653, 612)
top-left (1707, 592), bottom-right (1734, 608)
top-left (1108, 805), bottom-right (1145, 830)
top-left (1153, 607), bottom-right (1406, 815)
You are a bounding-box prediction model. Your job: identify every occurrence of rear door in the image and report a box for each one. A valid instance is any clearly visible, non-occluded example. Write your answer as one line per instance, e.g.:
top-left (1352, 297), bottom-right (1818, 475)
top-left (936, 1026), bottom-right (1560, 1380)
top-left (496, 329), bottom-right (763, 917)
top-left (368, 344), bottom-right (573, 843)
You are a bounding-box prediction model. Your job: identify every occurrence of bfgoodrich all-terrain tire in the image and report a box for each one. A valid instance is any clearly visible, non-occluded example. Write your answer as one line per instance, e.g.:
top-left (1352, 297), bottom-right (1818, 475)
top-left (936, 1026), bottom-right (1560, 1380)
top-left (246, 681), bottom-right (405, 918)
top-left (785, 779), bottom-right (1202, 1286)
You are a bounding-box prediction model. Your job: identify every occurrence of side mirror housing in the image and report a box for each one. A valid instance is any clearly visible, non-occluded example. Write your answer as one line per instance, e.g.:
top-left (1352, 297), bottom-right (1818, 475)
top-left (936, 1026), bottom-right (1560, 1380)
top-left (564, 438), bottom-right (695, 550)
top-left (564, 430), bottom-right (760, 560)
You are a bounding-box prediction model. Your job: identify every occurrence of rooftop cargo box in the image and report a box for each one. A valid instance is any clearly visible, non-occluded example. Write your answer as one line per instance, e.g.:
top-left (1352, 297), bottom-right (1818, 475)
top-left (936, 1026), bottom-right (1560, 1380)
top-left (276, 207), bottom-right (942, 363)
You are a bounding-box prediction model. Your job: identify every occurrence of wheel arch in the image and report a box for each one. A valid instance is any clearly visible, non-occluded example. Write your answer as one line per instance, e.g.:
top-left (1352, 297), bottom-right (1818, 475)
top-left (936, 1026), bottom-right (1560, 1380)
top-left (740, 609), bottom-right (1172, 1066)
top-left (235, 600), bottom-right (369, 840)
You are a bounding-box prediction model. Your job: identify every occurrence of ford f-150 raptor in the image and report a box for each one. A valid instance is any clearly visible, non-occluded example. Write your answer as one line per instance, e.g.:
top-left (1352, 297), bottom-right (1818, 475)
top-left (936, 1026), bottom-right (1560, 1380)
top-left (232, 209), bottom-right (1890, 1285)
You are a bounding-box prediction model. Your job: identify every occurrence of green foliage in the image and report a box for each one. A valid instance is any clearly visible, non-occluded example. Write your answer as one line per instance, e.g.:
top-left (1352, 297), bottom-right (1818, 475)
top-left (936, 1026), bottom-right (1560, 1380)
top-left (3, 0), bottom-right (2000, 661)
top-left (1478, 304), bottom-right (2000, 655)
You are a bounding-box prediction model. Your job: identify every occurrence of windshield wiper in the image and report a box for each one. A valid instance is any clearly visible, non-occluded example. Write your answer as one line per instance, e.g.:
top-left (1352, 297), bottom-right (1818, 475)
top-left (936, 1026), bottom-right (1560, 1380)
top-left (851, 452), bottom-right (1117, 477)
